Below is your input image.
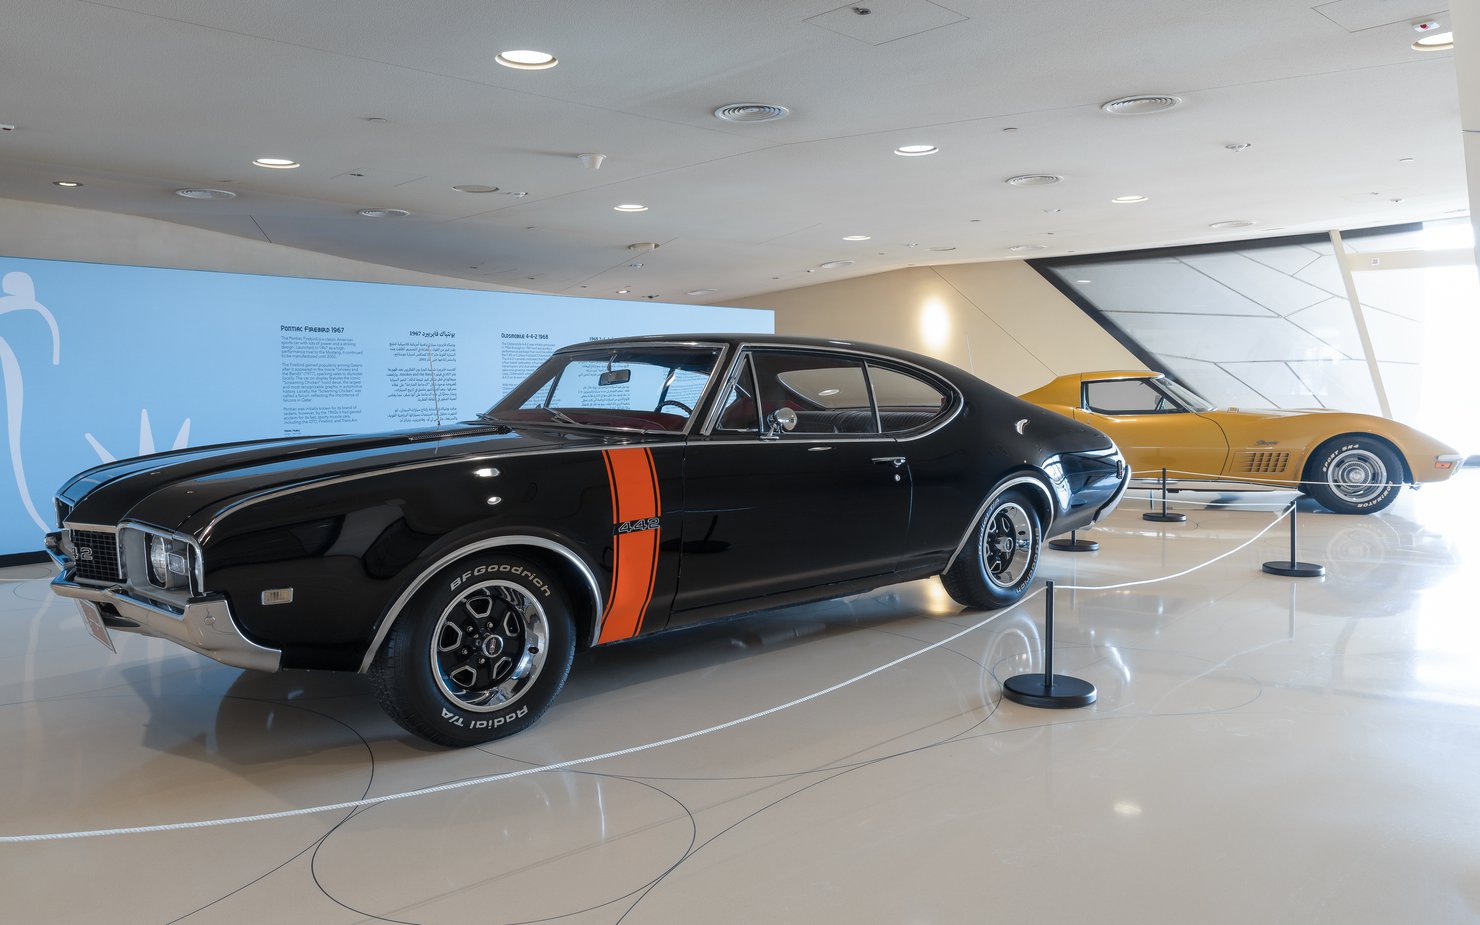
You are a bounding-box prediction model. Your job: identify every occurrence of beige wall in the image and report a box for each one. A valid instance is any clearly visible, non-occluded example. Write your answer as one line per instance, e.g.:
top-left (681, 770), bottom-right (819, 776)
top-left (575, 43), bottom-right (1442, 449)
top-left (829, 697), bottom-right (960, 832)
top-left (729, 261), bottom-right (1143, 394)
top-left (0, 196), bottom-right (524, 292)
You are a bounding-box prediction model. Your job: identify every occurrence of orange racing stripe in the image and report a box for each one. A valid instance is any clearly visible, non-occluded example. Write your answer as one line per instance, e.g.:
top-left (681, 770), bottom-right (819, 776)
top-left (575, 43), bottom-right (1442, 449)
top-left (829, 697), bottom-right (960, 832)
top-left (597, 448), bottom-right (662, 643)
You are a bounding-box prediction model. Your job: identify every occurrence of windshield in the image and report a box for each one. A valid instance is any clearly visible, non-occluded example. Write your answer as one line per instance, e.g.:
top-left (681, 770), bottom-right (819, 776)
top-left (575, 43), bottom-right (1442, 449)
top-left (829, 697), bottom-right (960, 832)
top-left (487, 345), bottom-right (724, 433)
top-left (1157, 378), bottom-right (1216, 413)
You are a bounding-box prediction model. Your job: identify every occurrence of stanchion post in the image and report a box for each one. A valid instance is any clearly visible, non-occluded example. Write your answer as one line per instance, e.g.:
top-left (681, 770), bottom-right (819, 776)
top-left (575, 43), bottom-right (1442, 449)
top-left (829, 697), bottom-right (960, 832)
top-left (1262, 500), bottom-right (1324, 578)
top-left (1049, 529), bottom-right (1099, 552)
top-left (1143, 467), bottom-right (1187, 523)
top-left (1002, 581), bottom-right (1097, 708)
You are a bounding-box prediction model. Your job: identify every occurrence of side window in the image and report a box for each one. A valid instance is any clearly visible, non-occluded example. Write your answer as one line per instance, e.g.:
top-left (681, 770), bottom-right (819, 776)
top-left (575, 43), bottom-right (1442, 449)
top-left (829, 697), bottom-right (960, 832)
top-left (867, 365), bottom-right (949, 433)
top-left (750, 351), bottom-right (876, 435)
top-left (1084, 379), bottom-right (1175, 414)
top-left (714, 355), bottom-right (760, 433)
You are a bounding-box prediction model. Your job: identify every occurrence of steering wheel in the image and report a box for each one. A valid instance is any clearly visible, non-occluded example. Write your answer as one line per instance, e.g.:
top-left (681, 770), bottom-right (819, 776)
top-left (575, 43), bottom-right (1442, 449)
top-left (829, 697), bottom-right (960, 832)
top-left (657, 399), bottom-right (693, 415)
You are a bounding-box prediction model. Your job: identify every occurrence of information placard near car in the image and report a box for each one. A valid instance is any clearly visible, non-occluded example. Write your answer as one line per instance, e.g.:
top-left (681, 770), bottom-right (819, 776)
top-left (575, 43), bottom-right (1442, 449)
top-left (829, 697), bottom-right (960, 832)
top-left (0, 255), bottom-right (772, 556)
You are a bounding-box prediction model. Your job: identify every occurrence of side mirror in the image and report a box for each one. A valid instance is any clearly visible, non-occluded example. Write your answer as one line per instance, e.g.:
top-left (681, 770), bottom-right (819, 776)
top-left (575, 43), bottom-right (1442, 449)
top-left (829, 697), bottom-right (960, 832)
top-left (763, 407), bottom-right (797, 439)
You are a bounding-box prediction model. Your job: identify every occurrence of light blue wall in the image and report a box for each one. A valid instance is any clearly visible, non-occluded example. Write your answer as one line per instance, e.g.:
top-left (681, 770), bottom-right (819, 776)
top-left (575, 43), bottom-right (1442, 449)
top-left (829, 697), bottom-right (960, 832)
top-left (0, 255), bottom-right (772, 555)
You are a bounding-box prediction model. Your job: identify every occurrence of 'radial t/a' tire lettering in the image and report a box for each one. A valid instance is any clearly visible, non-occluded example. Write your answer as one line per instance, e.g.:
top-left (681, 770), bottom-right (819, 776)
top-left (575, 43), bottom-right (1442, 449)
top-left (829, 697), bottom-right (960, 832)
top-left (371, 553), bottom-right (576, 747)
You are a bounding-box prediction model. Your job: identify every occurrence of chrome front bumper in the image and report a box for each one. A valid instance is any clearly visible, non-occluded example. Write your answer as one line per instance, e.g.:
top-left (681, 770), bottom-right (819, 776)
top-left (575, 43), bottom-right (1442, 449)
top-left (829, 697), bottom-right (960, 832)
top-left (45, 546), bottom-right (281, 673)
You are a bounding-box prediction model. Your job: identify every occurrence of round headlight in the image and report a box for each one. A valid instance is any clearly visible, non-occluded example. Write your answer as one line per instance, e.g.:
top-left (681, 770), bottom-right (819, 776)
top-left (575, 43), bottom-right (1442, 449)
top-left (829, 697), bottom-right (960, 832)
top-left (148, 535), bottom-right (170, 586)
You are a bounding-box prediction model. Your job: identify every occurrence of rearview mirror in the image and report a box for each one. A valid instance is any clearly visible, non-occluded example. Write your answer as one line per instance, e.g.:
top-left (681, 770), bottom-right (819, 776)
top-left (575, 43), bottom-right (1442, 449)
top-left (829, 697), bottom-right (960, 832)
top-left (598, 369), bottom-right (631, 386)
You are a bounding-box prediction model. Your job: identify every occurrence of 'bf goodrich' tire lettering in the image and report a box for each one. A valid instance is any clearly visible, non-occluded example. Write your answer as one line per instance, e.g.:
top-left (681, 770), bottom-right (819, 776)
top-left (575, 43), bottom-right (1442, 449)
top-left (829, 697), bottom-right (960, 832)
top-left (371, 552), bottom-right (575, 747)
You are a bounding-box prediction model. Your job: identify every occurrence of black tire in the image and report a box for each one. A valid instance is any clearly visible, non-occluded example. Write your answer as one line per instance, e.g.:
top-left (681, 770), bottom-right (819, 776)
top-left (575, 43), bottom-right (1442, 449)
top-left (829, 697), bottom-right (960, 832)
top-left (371, 553), bottom-right (576, 746)
top-left (940, 488), bottom-right (1044, 610)
top-left (1304, 436), bottom-right (1402, 515)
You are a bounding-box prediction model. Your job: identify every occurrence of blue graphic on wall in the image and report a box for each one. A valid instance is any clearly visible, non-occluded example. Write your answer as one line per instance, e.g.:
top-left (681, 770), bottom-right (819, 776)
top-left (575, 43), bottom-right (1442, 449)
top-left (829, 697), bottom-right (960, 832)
top-left (0, 255), bottom-right (773, 556)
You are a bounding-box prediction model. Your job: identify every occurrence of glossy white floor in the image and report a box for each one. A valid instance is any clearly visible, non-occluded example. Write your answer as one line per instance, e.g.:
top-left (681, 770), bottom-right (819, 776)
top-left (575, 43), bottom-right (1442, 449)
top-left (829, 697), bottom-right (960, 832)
top-left (4, 475), bottom-right (1479, 924)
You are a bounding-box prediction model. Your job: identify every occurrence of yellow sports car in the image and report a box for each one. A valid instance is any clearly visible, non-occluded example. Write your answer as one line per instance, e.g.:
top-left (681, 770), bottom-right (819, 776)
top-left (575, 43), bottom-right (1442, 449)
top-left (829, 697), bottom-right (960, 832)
top-left (1019, 371), bottom-right (1464, 514)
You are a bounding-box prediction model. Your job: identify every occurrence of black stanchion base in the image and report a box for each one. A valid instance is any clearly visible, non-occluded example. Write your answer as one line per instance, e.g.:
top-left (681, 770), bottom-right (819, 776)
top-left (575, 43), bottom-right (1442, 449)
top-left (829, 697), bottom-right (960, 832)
top-left (1262, 561), bottom-right (1325, 578)
top-left (1143, 511), bottom-right (1187, 523)
top-left (1002, 674), bottom-right (1097, 709)
top-left (1048, 537), bottom-right (1099, 552)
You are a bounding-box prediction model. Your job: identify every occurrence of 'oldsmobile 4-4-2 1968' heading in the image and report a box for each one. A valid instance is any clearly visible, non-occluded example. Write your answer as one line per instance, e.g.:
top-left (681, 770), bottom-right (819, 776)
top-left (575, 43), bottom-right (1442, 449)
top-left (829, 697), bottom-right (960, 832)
top-left (47, 335), bottom-right (1128, 745)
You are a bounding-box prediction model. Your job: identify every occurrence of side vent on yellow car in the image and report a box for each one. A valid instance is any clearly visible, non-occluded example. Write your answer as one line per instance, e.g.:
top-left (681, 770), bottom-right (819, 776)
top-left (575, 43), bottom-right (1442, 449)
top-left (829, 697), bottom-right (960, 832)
top-left (1234, 451), bottom-right (1291, 474)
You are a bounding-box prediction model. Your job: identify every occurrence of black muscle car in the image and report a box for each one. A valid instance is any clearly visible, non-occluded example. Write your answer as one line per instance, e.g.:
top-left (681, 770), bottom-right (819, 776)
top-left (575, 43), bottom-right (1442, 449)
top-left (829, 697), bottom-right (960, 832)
top-left (47, 335), bottom-right (1128, 745)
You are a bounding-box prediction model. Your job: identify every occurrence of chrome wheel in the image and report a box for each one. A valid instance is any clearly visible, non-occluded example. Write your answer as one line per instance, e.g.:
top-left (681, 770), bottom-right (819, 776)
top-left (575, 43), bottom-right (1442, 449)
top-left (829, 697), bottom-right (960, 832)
top-left (429, 580), bottom-right (548, 712)
top-left (1326, 447), bottom-right (1388, 504)
top-left (982, 501), bottom-right (1034, 588)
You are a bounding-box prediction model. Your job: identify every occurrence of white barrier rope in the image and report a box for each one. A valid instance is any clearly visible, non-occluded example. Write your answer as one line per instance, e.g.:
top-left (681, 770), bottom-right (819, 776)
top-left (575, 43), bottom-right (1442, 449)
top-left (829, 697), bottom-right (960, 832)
top-left (0, 503), bottom-right (1294, 843)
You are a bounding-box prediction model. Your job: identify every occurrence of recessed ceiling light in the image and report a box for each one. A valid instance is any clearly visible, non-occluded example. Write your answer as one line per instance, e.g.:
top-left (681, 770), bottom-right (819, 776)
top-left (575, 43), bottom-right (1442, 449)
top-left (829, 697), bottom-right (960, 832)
top-left (687, 289), bottom-right (717, 296)
top-left (175, 188), bottom-right (237, 199)
top-left (1412, 32), bottom-right (1453, 51)
top-left (1076, 279), bottom-right (1092, 284)
top-left (496, 50), bottom-right (558, 69)
top-left (52, 180), bottom-right (82, 188)
top-left (1100, 95), bottom-right (1182, 115)
top-left (842, 234), bottom-right (871, 241)
top-left (818, 260), bottom-right (854, 269)
top-left (1008, 244), bottom-right (1047, 252)
top-left (617, 289), bottom-right (631, 294)
top-left (252, 157), bottom-right (300, 169)
top-left (1006, 174), bottom-right (1063, 186)
top-left (452, 184), bottom-right (500, 193)
top-left (1112, 195), bottom-right (1148, 203)
top-left (928, 246), bottom-right (956, 252)
top-left (894, 144), bottom-right (939, 156)
top-left (713, 103), bottom-right (790, 123)
top-left (357, 208), bottom-right (409, 218)
top-left (1209, 220), bottom-right (1255, 229)
top-left (614, 203), bottom-right (648, 212)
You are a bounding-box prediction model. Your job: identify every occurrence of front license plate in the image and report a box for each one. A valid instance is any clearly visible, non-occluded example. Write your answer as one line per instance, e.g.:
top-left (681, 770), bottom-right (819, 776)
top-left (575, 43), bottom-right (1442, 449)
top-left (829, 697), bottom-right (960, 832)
top-left (78, 602), bottom-right (116, 653)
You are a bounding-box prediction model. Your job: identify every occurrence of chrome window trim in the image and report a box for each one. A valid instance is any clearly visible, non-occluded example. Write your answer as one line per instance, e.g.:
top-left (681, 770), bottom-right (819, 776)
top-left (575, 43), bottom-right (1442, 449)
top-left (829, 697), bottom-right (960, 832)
top-left (943, 475), bottom-right (1057, 572)
top-left (356, 534), bottom-right (605, 672)
top-left (500, 340), bottom-right (732, 438)
top-left (700, 343), bottom-right (963, 440)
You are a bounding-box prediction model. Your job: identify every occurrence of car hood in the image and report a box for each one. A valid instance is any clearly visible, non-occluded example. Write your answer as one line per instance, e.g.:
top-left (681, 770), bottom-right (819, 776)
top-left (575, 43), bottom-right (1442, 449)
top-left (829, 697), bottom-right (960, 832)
top-left (57, 423), bottom-right (641, 533)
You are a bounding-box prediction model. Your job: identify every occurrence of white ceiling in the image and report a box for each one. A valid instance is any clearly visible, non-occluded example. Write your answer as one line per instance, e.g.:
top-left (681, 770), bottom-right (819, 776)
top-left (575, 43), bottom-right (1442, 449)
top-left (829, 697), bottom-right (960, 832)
top-left (0, 0), bottom-right (1469, 302)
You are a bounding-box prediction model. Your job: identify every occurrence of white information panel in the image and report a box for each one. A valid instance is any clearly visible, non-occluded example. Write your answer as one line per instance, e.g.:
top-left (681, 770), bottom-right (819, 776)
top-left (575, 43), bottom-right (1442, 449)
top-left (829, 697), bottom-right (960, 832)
top-left (0, 256), bottom-right (773, 555)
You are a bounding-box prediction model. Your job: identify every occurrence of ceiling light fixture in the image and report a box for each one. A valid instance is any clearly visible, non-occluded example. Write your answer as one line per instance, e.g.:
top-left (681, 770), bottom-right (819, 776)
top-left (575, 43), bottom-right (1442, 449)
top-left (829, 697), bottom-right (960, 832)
top-left (687, 289), bottom-right (717, 296)
top-left (818, 260), bottom-right (854, 269)
top-left (175, 188), bottom-right (237, 199)
top-left (357, 208), bottom-right (409, 218)
top-left (614, 203), bottom-right (648, 212)
top-left (1209, 220), bottom-right (1254, 229)
top-left (452, 184), bottom-right (500, 193)
top-left (496, 50), bottom-right (558, 69)
top-left (713, 103), bottom-right (790, 123)
top-left (1006, 174), bottom-right (1063, 186)
top-left (894, 144), bottom-right (939, 156)
top-left (1100, 95), bottom-right (1182, 115)
top-left (928, 246), bottom-right (956, 252)
top-left (842, 234), bottom-right (871, 241)
top-left (1412, 31), bottom-right (1453, 51)
top-left (1008, 244), bottom-right (1047, 252)
top-left (53, 180), bottom-right (82, 188)
top-left (252, 157), bottom-right (300, 169)
top-left (617, 288), bottom-right (630, 294)
top-left (1112, 195), bottom-right (1148, 203)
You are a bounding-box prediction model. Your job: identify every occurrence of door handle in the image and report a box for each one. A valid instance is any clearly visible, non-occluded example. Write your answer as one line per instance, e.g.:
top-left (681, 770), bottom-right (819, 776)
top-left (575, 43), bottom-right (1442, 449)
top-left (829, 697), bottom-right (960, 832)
top-left (871, 456), bottom-right (907, 468)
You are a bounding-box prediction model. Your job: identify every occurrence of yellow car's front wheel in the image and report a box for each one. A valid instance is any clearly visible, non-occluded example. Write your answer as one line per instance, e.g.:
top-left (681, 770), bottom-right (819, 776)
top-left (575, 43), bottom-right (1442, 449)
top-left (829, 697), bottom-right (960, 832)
top-left (1305, 436), bottom-right (1402, 515)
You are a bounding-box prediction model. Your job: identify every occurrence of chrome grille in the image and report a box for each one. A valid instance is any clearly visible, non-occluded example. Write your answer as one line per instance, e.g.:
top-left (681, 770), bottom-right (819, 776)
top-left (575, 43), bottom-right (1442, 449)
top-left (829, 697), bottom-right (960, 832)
top-left (69, 529), bottom-right (122, 583)
top-left (1235, 451), bottom-right (1290, 474)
